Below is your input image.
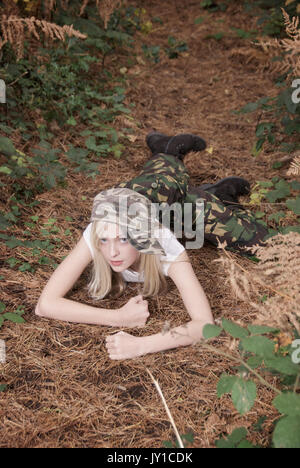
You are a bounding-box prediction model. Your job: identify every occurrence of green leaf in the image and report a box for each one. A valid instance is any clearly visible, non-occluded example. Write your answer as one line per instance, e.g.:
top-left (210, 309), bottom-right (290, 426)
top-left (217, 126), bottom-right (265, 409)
top-left (66, 116), bottom-right (77, 126)
top-left (0, 213), bottom-right (10, 229)
top-left (5, 238), bottom-right (24, 248)
top-left (181, 432), bottom-right (194, 444)
top-left (241, 336), bottom-right (275, 358)
top-left (85, 136), bottom-right (98, 151)
top-left (290, 181), bottom-right (300, 191)
top-left (215, 427), bottom-right (248, 448)
top-left (0, 384), bottom-right (7, 392)
top-left (237, 439), bottom-right (256, 448)
top-left (252, 138), bottom-right (265, 157)
top-left (66, 147), bottom-right (89, 162)
top-left (222, 318), bottom-right (249, 339)
top-left (286, 197), bottom-right (300, 215)
top-left (217, 373), bottom-right (237, 397)
top-left (247, 325), bottom-right (278, 335)
top-left (257, 181), bottom-right (273, 189)
top-left (15, 306), bottom-right (25, 316)
top-left (267, 211), bottom-right (285, 223)
top-left (111, 143), bottom-right (123, 159)
top-left (265, 356), bottom-right (300, 376)
top-left (0, 136), bottom-right (16, 156)
top-left (273, 416), bottom-right (300, 448)
top-left (265, 179), bottom-right (290, 203)
top-left (283, 88), bottom-right (298, 114)
top-left (162, 440), bottom-right (174, 448)
top-left (202, 323), bottom-right (223, 339)
top-left (19, 262), bottom-right (32, 272)
top-left (212, 32), bottom-right (224, 40)
top-left (273, 393), bottom-right (300, 416)
top-left (240, 102), bottom-right (260, 113)
top-left (0, 166), bottom-right (12, 175)
top-left (231, 378), bottom-right (257, 415)
top-left (281, 225), bottom-right (300, 234)
top-left (256, 122), bottom-right (270, 138)
top-left (246, 355), bottom-right (263, 369)
top-left (3, 312), bottom-right (25, 323)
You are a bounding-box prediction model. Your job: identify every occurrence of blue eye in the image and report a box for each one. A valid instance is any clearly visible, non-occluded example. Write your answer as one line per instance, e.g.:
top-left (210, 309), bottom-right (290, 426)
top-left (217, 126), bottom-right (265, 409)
top-left (99, 238), bottom-right (128, 244)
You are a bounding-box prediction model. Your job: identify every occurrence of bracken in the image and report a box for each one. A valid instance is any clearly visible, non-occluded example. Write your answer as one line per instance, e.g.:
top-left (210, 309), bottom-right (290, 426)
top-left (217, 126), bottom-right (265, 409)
top-left (216, 231), bottom-right (300, 336)
top-left (0, 14), bottom-right (87, 60)
top-left (257, 8), bottom-right (300, 78)
top-left (0, 0), bottom-right (122, 60)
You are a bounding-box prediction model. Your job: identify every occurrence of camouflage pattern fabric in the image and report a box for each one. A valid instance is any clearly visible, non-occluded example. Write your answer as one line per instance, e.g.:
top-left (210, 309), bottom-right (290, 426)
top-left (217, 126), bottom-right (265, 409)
top-left (114, 153), bottom-right (189, 205)
top-left (91, 187), bottom-right (168, 255)
top-left (113, 153), bottom-right (271, 255)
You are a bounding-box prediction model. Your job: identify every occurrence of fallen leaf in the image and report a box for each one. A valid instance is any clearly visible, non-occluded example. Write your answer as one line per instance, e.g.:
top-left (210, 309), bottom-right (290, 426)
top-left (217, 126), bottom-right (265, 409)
top-left (127, 135), bottom-right (137, 143)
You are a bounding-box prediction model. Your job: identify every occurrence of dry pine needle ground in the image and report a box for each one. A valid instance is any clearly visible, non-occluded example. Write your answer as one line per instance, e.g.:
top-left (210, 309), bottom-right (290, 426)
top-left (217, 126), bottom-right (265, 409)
top-left (0, 0), bottom-right (288, 448)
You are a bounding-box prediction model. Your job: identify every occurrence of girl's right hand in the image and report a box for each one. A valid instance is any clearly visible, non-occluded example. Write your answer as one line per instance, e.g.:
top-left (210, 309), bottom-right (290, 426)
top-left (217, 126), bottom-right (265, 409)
top-left (116, 295), bottom-right (149, 328)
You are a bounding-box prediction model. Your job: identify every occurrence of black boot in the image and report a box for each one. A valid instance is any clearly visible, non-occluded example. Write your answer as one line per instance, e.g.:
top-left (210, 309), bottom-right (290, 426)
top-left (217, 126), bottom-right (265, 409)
top-left (146, 131), bottom-right (206, 160)
top-left (189, 176), bottom-right (250, 207)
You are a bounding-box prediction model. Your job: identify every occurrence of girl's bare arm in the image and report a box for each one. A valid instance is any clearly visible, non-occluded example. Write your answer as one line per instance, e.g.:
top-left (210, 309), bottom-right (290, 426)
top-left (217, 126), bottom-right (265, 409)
top-left (142, 251), bottom-right (214, 354)
top-left (35, 237), bottom-right (118, 326)
top-left (105, 251), bottom-right (214, 359)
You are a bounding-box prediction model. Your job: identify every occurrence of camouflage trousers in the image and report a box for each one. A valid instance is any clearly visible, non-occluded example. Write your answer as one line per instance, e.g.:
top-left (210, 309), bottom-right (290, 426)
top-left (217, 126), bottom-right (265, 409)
top-left (113, 153), bottom-right (270, 255)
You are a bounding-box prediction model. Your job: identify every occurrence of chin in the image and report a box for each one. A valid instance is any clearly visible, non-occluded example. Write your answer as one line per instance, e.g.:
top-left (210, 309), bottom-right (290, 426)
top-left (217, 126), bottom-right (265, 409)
top-left (110, 263), bottom-right (127, 271)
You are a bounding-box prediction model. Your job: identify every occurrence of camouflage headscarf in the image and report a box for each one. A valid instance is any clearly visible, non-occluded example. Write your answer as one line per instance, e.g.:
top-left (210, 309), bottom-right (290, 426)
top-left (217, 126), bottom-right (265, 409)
top-left (90, 187), bottom-right (168, 255)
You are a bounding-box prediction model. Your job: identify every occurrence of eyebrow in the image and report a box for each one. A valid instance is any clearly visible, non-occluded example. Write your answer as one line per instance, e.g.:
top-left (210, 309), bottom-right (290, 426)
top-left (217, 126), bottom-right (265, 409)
top-left (99, 236), bottom-right (127, 239)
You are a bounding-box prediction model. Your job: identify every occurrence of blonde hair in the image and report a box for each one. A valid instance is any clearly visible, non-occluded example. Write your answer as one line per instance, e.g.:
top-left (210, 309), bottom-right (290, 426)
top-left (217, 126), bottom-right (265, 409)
top-left (87, 220), bottom-right (168, 300)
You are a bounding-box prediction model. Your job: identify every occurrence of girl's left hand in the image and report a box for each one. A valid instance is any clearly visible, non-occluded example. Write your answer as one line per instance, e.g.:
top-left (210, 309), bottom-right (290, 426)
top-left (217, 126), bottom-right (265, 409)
top-left (105, 331), bottom-right (144, 360)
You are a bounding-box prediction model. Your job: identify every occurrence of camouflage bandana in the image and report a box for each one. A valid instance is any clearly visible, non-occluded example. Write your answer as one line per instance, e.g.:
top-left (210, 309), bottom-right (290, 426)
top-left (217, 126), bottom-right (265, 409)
top-left (90, 187), bottom-right (167, 255)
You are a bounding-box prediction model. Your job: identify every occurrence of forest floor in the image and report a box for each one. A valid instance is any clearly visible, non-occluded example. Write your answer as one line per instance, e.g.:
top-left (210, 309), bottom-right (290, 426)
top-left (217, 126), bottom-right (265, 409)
top-left (0, 0), bottom-right (288, 448)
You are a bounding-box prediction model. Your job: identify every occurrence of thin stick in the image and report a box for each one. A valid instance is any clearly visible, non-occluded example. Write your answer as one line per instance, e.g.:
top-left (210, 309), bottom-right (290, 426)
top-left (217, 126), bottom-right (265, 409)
top-left (7, 71), bottom-right (28, 87)
top-left (146, 368), bottom-right (184, 448)
top-left (200, 343), bottom-right (282, 395)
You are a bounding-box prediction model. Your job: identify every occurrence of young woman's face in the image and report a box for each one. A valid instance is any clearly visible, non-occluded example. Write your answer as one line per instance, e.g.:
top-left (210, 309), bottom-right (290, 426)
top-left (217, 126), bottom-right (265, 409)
top-left (97, 222), bottom-right (141, 272)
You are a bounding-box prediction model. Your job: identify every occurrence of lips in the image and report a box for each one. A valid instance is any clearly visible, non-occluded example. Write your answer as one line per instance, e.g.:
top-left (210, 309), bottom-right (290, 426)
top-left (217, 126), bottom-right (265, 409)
top-left (110, 260), bottom-right (123, 266)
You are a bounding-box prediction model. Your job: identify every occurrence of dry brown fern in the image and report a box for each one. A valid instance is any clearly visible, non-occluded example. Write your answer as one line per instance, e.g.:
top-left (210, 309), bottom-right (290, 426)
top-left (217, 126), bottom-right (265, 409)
top-left (216, 232), bottom-right (300, 335)
top-left (78, 0), bottom-right (121, 28)
top-left (256, 8), bottom-right (300, 78)
top-left (97, 0), bottom-right (121, 29)
top-left (251, 232), bottom-right (300, 334)
top-left (287, 154), bottom-right (300, 176)
top-left (0, 14), bottom-right (87, 60)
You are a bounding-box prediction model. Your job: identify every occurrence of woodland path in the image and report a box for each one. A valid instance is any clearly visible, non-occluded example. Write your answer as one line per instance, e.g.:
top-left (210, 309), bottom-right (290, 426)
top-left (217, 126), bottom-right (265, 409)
top-left (0, 0), bottom-right (281, 448)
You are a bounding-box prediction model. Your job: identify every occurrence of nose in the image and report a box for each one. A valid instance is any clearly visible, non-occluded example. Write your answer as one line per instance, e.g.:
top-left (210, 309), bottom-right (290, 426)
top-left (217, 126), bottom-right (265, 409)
top-left (109, 240), bottom-right (120, 257)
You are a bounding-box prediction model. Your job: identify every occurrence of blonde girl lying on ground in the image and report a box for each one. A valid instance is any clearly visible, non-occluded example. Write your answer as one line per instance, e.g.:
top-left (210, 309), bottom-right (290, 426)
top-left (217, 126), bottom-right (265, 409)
top-left (35, 131), bottom-right (270, 360)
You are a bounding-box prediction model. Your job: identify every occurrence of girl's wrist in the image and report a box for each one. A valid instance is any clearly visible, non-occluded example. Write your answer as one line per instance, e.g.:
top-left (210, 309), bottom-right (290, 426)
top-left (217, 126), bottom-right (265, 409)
top-left (108, 308), bottom-right (124, 327)
top-left (140, 334), bottom-right (158, 355)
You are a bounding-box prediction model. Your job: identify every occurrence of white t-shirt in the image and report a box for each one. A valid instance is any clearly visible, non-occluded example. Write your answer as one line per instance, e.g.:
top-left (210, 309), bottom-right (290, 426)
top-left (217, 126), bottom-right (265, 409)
top-left (82, 222), bottom-right (185, 282)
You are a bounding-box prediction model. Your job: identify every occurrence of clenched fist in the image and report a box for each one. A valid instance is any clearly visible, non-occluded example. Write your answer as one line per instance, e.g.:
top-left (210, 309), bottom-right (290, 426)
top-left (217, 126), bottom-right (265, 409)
top-left (116, 294), bottom-right (149, 328)
top-left (105, 331), bottom-right (145, 360)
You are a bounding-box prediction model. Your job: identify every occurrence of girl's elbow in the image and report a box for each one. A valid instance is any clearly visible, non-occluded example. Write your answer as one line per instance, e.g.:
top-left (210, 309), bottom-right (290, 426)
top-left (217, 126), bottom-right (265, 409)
top-left (35, 302), bottom-right (45, 317)
top-left (35, 299), bottom-right (51, 318)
